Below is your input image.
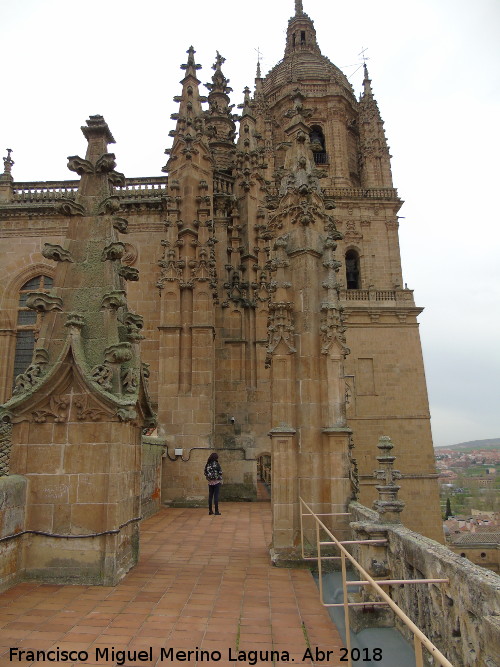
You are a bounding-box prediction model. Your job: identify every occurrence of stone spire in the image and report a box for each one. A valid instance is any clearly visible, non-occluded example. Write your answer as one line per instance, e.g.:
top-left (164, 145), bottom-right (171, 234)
top-left (362, 62), bottom-right (373, 96)
top-left (163, 46), bottom-right (208, 172)
top-left (295, 0), bottom-right (304, 15)
top-left (204, 51), bottom-right (236, 169)
top-left (358, 65), bottom-right (394, 188)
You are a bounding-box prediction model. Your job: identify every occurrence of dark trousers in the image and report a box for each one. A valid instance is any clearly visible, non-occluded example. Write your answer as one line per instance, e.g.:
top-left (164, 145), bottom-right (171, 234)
top-left (208, 483), bottom-right (220, 511)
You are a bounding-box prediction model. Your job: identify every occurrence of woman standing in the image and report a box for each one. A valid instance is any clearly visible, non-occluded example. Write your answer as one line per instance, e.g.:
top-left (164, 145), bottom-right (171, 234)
top-left (204, 452), bottom-right (223, 515)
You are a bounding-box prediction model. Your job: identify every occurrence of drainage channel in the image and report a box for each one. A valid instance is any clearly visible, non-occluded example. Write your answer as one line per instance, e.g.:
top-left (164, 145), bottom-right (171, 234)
top-left (314, 571), bottom-right (416, 667)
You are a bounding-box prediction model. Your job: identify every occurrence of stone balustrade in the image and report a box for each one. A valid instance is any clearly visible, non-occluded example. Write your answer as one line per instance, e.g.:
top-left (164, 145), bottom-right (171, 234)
top-left (9, 179), bottom-right (397, 206)
top-left (349, 502), bottom-right (500, 666)
top-left (340, 288), bottom-right (415, 303)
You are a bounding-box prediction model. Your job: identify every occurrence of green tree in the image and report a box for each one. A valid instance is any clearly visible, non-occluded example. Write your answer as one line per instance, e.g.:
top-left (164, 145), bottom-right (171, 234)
top-left (444, 497), bottom-right (452, 519)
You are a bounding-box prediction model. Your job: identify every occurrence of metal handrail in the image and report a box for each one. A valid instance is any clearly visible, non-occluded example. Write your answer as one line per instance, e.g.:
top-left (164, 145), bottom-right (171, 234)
top-left (299, 497), bottom-right (454, 667)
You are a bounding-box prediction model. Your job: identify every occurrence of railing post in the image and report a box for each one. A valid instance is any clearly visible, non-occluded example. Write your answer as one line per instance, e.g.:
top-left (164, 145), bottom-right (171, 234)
top-left (317, 519), bottom-right (323, 604)
top-left (414, 636), bottom-right (424, 667)
top-left (341, 550), bottom-right (352, 666)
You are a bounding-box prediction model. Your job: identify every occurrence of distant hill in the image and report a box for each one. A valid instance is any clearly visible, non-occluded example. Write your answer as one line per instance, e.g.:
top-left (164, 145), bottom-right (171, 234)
top-left (435, 438), bottom-right (500, 450)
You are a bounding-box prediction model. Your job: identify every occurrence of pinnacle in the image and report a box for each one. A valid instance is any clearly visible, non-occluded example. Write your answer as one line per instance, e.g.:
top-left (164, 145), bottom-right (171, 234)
top-left (1, 148), bottom-right (14, 181)
top-left (181, 45), bottom-right (202, 72)
top-left (295, 0), bottom-right (304, 16)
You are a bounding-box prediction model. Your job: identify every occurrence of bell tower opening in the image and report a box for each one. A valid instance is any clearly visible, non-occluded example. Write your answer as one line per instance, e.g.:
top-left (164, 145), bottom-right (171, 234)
top-left (345, 249), bottom-right (361, 289)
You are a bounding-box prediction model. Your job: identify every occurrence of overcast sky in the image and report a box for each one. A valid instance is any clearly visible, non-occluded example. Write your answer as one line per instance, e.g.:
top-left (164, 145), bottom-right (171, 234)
top-left (1, 0), bottom-right (499, 447)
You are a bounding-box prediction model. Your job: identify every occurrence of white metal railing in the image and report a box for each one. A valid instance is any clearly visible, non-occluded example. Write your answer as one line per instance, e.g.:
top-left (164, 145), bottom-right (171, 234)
top-left (299, 498), bottom-right (453, 667)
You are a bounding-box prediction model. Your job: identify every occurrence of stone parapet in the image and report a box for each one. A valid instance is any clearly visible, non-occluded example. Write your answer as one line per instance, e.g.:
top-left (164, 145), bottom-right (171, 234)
top-left (349, 502), bottom-right (500, 666)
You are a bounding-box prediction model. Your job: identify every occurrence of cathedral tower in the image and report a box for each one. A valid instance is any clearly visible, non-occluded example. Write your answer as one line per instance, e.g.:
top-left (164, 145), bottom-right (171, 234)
top-left (0, 1), bottom-right (443, 572)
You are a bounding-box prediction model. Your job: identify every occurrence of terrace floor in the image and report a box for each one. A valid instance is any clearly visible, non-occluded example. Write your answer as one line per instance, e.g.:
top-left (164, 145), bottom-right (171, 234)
top-left (0, 498), bottom-right (344, 666)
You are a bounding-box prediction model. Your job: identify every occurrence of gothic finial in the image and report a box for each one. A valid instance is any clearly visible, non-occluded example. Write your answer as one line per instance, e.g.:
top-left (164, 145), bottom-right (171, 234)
top-left (2, 149), bottom-right (14, 176)
top-left (213, 51), bottom-right (225, 72)
top-left (181, 45), bottom-right (201, 71)
top-left (255, 46), bottom-right (262, 78)
top-left (362, 62), bottom-right (373, 96)
top-left (295, 0), bottom-right (304, 16)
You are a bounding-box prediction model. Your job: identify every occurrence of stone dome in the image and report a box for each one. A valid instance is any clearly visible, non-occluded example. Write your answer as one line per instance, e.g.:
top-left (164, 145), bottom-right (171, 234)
top-left (263, 51), bottom-right (355, 101)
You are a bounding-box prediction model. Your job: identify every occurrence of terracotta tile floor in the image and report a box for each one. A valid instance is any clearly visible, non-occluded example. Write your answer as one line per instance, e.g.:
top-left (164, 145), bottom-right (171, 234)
top-left (0, 502), bottom-right (344, 666)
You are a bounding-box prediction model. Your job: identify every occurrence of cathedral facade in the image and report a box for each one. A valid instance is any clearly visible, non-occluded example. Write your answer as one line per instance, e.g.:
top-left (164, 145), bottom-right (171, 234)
top-left (0, 1), bottom-right (442, 581)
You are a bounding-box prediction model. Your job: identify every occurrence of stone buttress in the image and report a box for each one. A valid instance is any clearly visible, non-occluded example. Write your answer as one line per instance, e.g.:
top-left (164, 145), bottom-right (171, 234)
top-left (0, 116), bottom-right (155, 585)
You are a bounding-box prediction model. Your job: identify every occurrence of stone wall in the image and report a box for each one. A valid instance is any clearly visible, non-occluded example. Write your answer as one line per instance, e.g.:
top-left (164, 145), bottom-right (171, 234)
top-left (141, 437), bottom-right (164, 519)
top-left (448, 543), bottom-right (499, 574)
top-left (162, 446), bottom-right (256, 507)
top-left (349, 502), bottom-right (500, 667)
top-left (0, 475), bottom-right (26, 592)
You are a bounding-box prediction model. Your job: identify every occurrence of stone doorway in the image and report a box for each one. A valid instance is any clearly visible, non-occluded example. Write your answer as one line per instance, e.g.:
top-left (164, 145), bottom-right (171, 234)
top-left (257, 453), bottom-right (271, 501)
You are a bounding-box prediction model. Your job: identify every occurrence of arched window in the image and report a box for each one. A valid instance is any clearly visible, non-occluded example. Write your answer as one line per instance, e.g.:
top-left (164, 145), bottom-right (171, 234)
top-left (345, 250), bottom-right (361, 289)
top-left (13, 275), bottom-right (53, 382)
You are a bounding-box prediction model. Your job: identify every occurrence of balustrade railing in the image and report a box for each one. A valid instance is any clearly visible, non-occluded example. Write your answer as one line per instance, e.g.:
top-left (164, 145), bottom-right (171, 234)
top-left (299, 498), bottom-right (453, 667)
top-left (341, 289), bottom-right (414, 303)
top-left (213, 173), bottom-right (234, 195)
top-left (11, 176), bottom-right (168, 204)
top-left (12, 181), bottom-right (79, 202)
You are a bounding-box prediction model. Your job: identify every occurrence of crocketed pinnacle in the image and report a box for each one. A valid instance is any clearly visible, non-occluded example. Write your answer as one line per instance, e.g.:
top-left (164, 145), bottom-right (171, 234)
top-left (1, 149), bottom-right (14, 182)
top-left (362, 63), bottom-right (373, 96)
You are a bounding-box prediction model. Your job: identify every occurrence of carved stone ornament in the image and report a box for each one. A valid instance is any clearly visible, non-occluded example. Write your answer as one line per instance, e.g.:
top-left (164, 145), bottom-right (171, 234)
top-left (118, 265), bottom-right (139, 281)
top-left (75, 395), bottom-right (106, 422)
top-left (90, 363), bottom-right (113, 392)
top-left (116, 406), bottom-right (138, 422)
top-left (101, 242), bottom-right (125, 262)
top-left (98, 196), bottom-right (121, 215)
top-left (26, 291), bottom-right (63, 313)
top-left (55, 200), bottom-right (86, 216)
top-left (121, 243), bottom-right (138, 265)
top-left (64, 312), bottom-right (85, 330)
top-left (12, 348), bottom-right (49, 395)
top-left (141, 362), bottom-right (150, 391)
top-left (320, 303), bottom-right (349, 355)
top-left (104, 342), bottom-right (133, 364)
top-left (42, 243), bottom-right (74, 263)
top-left (113, 217), bottom-right (129, 234)
top-left (101, 290), bottom-right (127, 310)
top-left (94, 153), bottom-right (117, 173)
top-left (123, 312), bottom-right (144, 341)
top-left (372, 435), bottom-right (405, 520)
top-left (67, 156), bottom-right (94, 175)
top-left (32, 395), bottom-right (69, 423)
top-left (13, 364), bottom-right (44, 395)
top-left (265, 301), bottom-right (296, 368)
top-left (121, 368), bottom-right (139, 394)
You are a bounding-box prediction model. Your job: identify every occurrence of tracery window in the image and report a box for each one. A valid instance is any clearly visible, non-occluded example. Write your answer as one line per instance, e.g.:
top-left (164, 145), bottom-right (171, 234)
top-left (345, 250), bottom-right (361, 289)
top-left (13, 275), bottom-right (53, 381)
